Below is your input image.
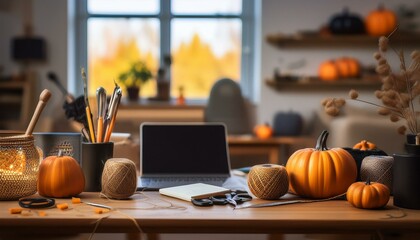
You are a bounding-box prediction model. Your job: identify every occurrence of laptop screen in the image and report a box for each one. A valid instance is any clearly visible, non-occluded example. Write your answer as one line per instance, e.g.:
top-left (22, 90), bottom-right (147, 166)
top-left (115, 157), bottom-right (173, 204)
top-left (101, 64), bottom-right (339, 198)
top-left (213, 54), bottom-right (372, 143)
top-left (140, 123), bottom-right (230, 175)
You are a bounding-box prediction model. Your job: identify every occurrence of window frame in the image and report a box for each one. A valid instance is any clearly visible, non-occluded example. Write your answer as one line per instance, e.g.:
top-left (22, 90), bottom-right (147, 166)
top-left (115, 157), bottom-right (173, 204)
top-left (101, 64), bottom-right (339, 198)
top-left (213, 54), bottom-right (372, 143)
top-left (74, 0), bottom-right (256, 101)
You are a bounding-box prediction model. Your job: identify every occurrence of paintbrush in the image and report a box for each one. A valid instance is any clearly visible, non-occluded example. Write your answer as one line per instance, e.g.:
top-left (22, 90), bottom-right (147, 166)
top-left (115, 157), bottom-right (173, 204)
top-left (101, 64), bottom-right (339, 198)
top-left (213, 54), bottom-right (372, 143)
top-left (81, 68), bottom-right (96, 143)
top-left (47, 71), bottom-right (74, 103)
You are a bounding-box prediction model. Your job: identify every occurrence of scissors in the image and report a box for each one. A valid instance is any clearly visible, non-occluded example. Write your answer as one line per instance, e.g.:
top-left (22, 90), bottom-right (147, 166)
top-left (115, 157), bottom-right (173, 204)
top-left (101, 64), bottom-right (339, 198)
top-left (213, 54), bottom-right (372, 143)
top-left (192, 192), bottom-right (252, 208)
top-left (19, 197), bottom-right (55, 209)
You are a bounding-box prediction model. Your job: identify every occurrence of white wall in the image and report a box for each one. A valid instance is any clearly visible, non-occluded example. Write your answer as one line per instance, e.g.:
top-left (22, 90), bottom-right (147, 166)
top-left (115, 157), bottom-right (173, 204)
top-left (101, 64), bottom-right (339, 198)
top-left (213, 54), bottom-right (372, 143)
top-left (0, 0), bottom-right (69, 131)
top-left (1, 0), bottom-right (420, 133)
top-left (259, 0), bottom-right (420, 134)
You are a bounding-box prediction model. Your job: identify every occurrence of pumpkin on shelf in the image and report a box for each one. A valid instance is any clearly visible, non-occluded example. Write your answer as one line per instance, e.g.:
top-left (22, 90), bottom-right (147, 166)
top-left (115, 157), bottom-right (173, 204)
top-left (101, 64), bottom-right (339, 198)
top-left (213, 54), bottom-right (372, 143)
top-left (254, 123), bottom-right (273, 139)
top-left (318, 60), bottom-right (339, 81)
top-left (328, 7), bottom-right (365, 35)
top-left (319, 57), bottom-right (361, 81)
top-left (365, 4), bottom-right (397, 37)
top-left (347, 179), bottom-right (390, 209)
top-left (37, 150), bottom-right (85, 198)
top-left (335, 57), bottom-right (360, 78)
top-left (286, 130), bottom-right (357, 199)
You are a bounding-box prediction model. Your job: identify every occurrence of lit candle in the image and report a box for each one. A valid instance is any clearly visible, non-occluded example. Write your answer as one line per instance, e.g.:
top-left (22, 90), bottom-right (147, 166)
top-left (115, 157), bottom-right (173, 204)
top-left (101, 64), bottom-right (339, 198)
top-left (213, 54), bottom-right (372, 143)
top-left (0, 148), bottom-right (26, 175)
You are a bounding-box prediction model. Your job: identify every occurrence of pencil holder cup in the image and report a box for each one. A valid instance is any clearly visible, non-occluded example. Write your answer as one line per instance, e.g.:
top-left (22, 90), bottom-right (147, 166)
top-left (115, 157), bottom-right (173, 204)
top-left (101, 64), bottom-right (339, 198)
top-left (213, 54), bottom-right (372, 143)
top-left (81, 142), bottom-right (114, 192)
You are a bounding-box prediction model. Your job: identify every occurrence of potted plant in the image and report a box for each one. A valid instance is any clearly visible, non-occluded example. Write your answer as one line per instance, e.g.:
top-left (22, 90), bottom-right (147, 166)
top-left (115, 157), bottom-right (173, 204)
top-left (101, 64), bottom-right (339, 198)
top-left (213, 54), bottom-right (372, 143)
top-left (321, 28), bottom-right (420, 209)
top-left (118, 61), bottom-right (153, 101)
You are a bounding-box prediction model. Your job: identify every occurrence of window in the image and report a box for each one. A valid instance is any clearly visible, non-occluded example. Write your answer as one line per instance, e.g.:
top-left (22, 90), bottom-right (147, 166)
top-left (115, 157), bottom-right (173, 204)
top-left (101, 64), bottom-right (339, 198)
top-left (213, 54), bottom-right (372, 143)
top-left (75, 0), bottom-right (256, 100)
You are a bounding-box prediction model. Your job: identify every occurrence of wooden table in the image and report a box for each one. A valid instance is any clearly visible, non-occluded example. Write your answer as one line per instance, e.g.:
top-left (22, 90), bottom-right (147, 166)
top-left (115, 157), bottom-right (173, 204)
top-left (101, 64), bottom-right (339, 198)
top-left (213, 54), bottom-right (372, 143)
top-left (1, 192), bottom-right (419, 239)
top-left (228, 136), bottom-right (315, 165)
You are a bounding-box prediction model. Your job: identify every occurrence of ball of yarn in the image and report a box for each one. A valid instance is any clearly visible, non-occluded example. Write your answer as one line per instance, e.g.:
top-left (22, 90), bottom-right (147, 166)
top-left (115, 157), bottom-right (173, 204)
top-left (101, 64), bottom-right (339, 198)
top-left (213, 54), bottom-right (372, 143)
top-left (247, 164), bottom-right (289, 200)
top-left (360, 155), bottom-right (393, 193)
top-left (101, 158), bottom-right (137, 199)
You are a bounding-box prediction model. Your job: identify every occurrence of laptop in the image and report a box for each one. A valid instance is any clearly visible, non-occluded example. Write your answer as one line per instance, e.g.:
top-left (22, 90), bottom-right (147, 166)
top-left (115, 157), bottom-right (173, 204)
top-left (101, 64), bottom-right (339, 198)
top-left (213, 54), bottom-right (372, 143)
top-left (137, 122), bottom-right (232, 190)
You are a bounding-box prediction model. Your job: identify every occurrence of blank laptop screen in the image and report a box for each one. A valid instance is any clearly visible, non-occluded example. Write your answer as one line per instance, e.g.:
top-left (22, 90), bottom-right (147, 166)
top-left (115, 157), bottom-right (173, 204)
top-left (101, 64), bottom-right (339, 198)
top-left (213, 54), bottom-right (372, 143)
top-left (141, 123), bottom-right (230, 175)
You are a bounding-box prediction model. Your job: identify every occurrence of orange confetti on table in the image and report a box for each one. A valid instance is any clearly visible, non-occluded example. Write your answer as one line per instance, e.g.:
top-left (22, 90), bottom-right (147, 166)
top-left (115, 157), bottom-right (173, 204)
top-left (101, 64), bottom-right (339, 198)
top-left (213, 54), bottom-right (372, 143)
top-left (72, 197), bottom-right (82, 204)
top-left (9, 208), bottom-right (23, 214)
top-left (57, 203), bottom-right (69, 210)
top-left (94, 208), bottom-right (110, 214)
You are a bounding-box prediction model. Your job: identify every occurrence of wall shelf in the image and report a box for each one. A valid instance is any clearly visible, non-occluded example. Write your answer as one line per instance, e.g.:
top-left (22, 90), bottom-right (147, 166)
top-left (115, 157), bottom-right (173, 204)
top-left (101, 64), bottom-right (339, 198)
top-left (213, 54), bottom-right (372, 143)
top-left (266, 32), bottom-right (420, 48)
top-left (0, 76), bottom-right (36, 130)
top-left (266, 77), bottom-right (382, 91)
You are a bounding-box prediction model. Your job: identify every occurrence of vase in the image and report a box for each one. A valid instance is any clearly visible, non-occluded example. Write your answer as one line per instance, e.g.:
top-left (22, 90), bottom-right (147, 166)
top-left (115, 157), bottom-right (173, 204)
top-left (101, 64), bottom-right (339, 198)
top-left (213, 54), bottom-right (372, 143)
top-left (393, 149), bottom-right (420, 209)
top-left (126, 86), bottom-right (140, 101)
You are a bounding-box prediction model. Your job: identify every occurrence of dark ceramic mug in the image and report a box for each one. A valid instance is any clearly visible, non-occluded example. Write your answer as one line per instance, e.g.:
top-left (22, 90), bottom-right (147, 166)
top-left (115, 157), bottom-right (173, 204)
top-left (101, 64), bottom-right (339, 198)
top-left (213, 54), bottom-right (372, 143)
top-left (393, 153), bottom-right (420, 209)
top-left (81, 142), bottom-right (114, 192)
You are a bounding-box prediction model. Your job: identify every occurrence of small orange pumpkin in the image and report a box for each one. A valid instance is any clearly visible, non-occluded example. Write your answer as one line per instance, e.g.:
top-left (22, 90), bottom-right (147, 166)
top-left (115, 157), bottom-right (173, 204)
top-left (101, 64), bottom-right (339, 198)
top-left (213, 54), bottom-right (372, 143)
top-left (347, 179), bottom-right (390, 209)
top-left (318, 60), bottom-right (339, 81)
top-left (254, 123), bottom-right (273, 139)
top-left (286, 130), bottom-right (357, 199)
top-left (365, 5), bottom-right (397, 36)
top-left (335, 57), bottom-right (360, 78)
top-left (38, 150), bottom-right (85, 198)
top-left (353, 140), bottom-right (377, 150)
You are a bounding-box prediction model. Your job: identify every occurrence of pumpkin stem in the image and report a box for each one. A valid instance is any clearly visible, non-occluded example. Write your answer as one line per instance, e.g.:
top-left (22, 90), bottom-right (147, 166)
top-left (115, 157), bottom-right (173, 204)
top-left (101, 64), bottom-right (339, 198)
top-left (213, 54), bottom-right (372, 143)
top-left (58, 149), bottom-right (63, 157)
top-left (315, 130), bottom-right (329, 151)
top-left (366, 177), bottom-right (371, 185)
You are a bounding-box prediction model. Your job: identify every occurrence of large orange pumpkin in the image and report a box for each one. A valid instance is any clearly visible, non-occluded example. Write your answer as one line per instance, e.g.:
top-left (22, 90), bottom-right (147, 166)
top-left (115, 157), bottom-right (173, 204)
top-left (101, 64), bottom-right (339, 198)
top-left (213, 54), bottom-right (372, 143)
top-left (365, 5), bottom-right (397, 36)
top-left (286, 130), bottom-right (357, 199)
top-left (38, 150), bottom-right (85, 198)
top-left (318, 60), bottom-right (339, 81)
top-left (347, 179), bottom-right (390, 209)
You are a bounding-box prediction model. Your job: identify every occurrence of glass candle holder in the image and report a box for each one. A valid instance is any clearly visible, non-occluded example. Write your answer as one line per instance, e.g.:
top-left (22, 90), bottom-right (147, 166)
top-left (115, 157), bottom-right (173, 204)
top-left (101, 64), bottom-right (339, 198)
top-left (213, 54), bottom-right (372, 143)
top-left (0, 134), bottom-right (40, 200)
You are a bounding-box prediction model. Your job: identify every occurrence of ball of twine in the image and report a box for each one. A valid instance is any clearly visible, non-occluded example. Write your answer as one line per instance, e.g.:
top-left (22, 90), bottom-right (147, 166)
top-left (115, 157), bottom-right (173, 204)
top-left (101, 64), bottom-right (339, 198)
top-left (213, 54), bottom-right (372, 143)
top-left (247, 164), bottom-right (289, 200)
top-left (101, 158), bottom-right (137, 199)
top-left (360, 155), bottom-right (393, 193)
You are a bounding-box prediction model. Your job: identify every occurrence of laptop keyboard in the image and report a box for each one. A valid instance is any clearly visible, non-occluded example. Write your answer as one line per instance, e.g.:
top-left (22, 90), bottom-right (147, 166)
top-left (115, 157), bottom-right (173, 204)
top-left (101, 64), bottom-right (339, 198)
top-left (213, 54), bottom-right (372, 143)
top-left (140, 176), bottom-right (228, 189)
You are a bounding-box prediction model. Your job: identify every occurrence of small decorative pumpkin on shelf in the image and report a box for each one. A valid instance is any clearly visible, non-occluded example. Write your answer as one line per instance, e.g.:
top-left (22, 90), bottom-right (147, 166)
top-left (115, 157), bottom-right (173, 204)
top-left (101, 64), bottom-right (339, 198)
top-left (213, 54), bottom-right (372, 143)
top-left (319, 57), bottom-right (360, 81)
top-left (343, 140), bottom-right (387, 181)
top-left (318, 60), bottom-right (339, 81)
top-left (254, 123), bottom-right (273, 139)
top-left (37, 150), bottom-right (85, 198)
top-left (335, 57), bottom-right (360, 78)
top-left (328, 7), bottom-right (365, 35)
top-left (347, 179), bottom-right (390, 209)
top-left (365, 4), bottom-right (397, 36)
top-left (286, 130), bottom-right (357, 199)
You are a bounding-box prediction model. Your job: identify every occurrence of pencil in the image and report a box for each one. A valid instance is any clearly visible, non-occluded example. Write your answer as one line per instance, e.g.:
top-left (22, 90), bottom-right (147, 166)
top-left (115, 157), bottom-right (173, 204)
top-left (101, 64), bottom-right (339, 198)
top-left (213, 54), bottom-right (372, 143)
top-left (104, 116), bottom-right (116, 142)
top-left (97, 116), bottom-right (104, 142)
top-left (96, 87), bottom-right (107, 143)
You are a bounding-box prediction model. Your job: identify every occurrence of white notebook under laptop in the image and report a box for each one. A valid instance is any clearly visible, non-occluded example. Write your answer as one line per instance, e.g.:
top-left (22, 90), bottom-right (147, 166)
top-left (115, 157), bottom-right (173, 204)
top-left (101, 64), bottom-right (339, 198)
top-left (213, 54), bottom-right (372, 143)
top-left (137, 122), bottom-right (232, 190)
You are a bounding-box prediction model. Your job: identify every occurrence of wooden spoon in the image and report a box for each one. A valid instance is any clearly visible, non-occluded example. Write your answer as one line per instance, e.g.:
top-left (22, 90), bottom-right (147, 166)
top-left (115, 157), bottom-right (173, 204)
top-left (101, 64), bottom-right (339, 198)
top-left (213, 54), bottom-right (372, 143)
top-left (25, 89), bottom-right (52, 136)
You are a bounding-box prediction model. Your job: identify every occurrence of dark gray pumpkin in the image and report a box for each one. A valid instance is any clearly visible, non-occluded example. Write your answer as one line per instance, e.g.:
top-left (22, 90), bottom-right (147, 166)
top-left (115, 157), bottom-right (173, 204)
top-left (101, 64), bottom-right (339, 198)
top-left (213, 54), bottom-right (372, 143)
top-left (273, 111), bottom-right (303, 136)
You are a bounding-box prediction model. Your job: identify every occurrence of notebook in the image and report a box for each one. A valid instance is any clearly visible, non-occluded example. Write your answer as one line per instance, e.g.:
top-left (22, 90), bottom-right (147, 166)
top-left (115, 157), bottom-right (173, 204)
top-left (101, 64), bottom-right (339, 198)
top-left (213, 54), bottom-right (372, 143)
top-left (159, 183), bottom-right (230, 201)
top-left (137, 122), bottom-right (232, 190)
